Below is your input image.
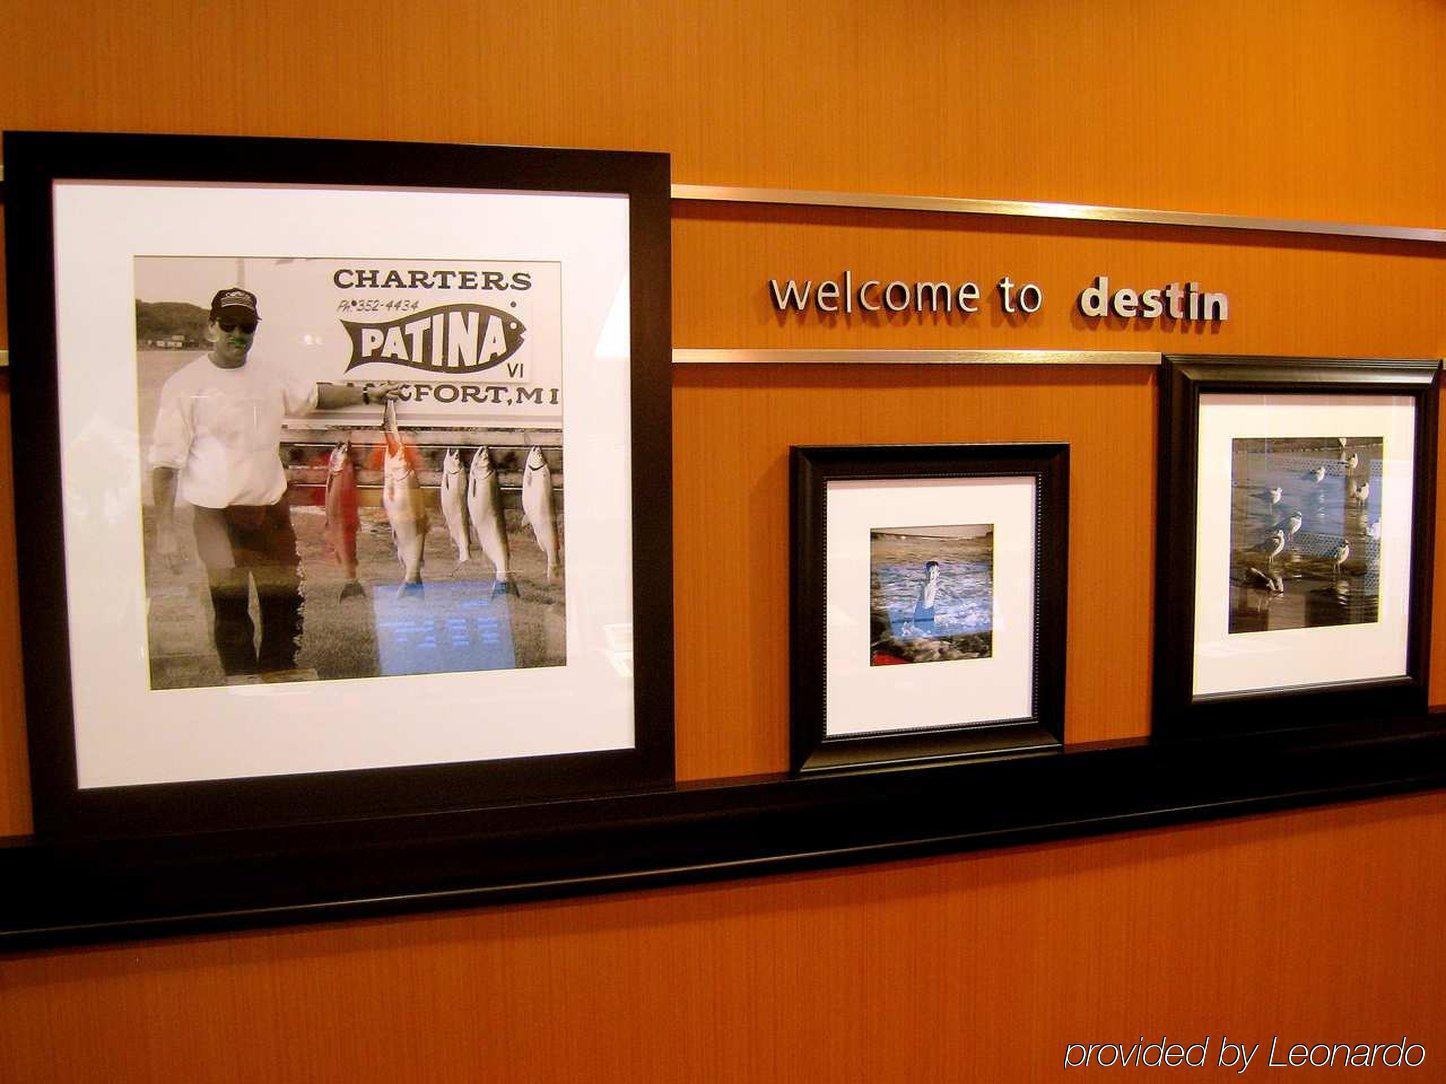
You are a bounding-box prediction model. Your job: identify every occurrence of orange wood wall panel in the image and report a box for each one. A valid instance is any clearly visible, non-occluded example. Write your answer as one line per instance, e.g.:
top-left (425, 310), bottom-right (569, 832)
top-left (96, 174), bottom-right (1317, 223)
top-left (2, 793), bottom-right (1444, 1082)
top-left (2, 0), bottom-right (1445, 1080)
top-left (668, 212), bottom-right (1446, 775)
top-left (2, 1), bottom-right (1441, 223)
top-left (673, 364), bottom-right (1156, 777)
top-left (672, 208), bottom-right (1446, 358)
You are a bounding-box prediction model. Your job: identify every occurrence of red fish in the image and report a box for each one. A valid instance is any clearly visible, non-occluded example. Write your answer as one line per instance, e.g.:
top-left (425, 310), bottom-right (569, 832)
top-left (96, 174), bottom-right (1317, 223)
top-left (324, 440), bottom-right (363, 600)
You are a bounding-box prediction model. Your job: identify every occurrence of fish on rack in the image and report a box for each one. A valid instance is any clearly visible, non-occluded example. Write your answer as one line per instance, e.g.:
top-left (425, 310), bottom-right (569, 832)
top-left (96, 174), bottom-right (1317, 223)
top-left (440, 448), bottom-right (470, 567)
top-left (468, 446), bottom-right (516, 597)
top-left (323, 440), bottom-right (363, 600)
top-left (381, 399), bottom-right (428, 595)
top-left (521, 446), bottom-right (561, 582)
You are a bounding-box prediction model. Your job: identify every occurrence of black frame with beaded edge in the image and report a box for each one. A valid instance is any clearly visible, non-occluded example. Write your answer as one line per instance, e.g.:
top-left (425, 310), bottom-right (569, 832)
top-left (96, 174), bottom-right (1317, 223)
top-left (790, 443), bottom-right (1069, 773)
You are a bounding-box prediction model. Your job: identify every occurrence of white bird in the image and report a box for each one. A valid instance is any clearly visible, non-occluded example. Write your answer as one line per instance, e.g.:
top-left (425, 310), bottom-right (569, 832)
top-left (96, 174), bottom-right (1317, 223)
top-left (1328, 541), bottom-right (1354, 603)
top-left (1290, 538), bottom-right (1355, 584)
top-left (1346, 452), bottom-right (1359, 472)
top-left (1366, 520), bottom-right (1382, 540)
top-left (1272, 509), bottom-right (1303, 538)
top-left (1241, 529), bottom-right (1287, 593)
top-left (1266, 486), bottom-right (1284, 506)
top-left (1351, 480), bottom-right (1370, 504)
top-left (1309, 466), bottom-right (1326, 484)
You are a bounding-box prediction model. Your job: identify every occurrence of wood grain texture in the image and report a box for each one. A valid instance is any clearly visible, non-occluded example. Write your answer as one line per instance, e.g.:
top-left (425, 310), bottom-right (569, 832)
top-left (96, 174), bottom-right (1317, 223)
top-left (669, 211), bottom-right (1446, 776)
top-left (1, 1), bottom-right (1443, 223)
top-left (672, 205), bottom-right (1446, 356)
top-left (673, 364), bottom-right (1155, 778)
top-left (1, 792), bottom-right (1443, 1082)
top-left (1, 0), bottom-right (1445, 1079)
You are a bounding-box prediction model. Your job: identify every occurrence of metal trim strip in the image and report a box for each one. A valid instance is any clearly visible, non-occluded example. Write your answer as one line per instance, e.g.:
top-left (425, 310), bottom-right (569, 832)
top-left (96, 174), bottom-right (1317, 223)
top-left (673, 349), bottom-right (1161, 366)
top-left (672, 183), bottom-right (1446, 244)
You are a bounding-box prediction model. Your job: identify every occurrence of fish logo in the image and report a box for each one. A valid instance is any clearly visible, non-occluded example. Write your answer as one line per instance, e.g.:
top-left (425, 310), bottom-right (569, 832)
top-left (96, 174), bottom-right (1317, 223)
top-left (342, 304), bottom-right (526, 375)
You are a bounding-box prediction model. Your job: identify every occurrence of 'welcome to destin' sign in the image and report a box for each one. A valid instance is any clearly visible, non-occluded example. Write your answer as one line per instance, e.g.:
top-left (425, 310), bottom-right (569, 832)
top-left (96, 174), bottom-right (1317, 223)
top-left (768, 272), bottom-right (1228, 323)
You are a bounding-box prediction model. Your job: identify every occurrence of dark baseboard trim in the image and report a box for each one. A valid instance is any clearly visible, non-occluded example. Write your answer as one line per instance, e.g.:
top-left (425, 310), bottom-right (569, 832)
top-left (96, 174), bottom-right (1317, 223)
top-left (2, 714), bottom-right (1445, 950)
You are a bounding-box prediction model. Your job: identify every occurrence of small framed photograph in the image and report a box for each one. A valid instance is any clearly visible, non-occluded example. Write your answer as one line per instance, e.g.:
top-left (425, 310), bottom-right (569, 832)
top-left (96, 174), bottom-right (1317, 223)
top-left (5, 131), bottom-right (673, 837)
top-left (1155, 355), bottom-right (1438, 736)
top-left (790, 443), bottom-right (1069, 773)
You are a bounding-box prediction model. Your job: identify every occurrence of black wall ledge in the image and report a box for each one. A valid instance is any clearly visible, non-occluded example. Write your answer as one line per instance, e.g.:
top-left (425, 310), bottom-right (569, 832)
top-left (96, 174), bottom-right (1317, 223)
top-left (2, 712), bottom-right (1445, 951)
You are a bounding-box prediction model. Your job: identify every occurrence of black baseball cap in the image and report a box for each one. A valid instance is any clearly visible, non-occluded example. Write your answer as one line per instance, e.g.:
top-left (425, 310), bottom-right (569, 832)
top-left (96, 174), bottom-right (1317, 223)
top-left (210, 287), bottom-right (260, 322)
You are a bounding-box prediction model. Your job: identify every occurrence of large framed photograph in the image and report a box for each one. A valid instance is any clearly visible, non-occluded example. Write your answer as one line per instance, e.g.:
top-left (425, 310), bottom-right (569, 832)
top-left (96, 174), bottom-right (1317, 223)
top-left (5, 131), bottom-right (673, 837)
top-left (1155, 355), bottom-right (1438, 736)
top-left (790, 443), bottom-right (1069, 773)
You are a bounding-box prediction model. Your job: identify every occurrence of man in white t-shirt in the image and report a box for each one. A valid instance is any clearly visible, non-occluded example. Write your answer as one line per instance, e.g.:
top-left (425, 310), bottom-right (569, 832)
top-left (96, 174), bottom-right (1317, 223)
top-left (149, 287), bottom-right (397, 679)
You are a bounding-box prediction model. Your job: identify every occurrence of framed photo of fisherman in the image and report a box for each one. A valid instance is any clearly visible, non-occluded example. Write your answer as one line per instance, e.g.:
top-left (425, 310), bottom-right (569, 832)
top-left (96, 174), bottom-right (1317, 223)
top-left (1154, 355), bottom-right (1438, 738)
top-left (4, 131), bottom-right (673, 838)
top-left (790, 443), bottom-right (1069, 773)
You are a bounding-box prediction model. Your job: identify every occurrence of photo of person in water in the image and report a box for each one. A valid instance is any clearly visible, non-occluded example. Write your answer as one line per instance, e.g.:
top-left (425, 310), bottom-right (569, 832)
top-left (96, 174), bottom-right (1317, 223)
top-left (869, 524), bottom-right (993, 665)
top-left (1228, 436), bottom-right (1382, 633)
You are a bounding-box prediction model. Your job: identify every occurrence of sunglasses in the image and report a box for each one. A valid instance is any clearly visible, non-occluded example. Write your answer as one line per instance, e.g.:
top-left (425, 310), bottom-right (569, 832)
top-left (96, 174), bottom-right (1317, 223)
top-left (217, 319), bottom-right (258, 334)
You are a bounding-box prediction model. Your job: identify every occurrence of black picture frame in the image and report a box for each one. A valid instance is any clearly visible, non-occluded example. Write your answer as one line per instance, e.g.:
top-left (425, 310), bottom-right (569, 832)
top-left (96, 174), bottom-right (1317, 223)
top-left (4, 130), bottom-right (674, 839)
top-left (790, 443), bottom-right (1069, 773)
top-left (1154, 354), bottom-right (1438, 738)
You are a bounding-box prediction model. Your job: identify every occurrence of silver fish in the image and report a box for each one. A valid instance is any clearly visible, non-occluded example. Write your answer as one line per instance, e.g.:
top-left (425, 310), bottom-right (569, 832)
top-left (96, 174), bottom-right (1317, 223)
top-left (381, 400), bottom-right (427, 593)
top-left (467, 446), bottom-right (513, 594)
top-left (440, 448), bottom-right (470, 565)
top-left (521, 446), bottom-right (560, 581)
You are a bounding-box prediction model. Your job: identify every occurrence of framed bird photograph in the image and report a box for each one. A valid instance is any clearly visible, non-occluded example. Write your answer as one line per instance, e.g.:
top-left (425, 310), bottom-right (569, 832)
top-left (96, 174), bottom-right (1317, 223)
top-left (790, 443), bottom-right (1069, 773)
top-left (1154, 355), bottom-right (1438, 737)
top-left (5, 131), bottom-right (674, 838)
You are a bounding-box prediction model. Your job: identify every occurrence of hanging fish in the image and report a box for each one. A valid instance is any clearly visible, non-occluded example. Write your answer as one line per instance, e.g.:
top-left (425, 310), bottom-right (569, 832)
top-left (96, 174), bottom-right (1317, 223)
top-left (468, 446), bottom-right (515, 596)
top-left (440, 448), bottom-right (470, 566)
top-left (381, 399), bottom-right (427, 594)
top-left (323, 440), bottom-right (363, 600)
top-left (521, 446), bottom-right (560, 582)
